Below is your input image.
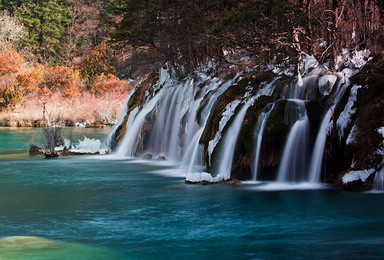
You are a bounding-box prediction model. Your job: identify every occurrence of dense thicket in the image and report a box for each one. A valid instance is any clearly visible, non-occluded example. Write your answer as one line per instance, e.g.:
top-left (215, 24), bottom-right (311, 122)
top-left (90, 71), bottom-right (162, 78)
top-left (0, 0), bottom-right (114, 66)
top-left (1, 0), bottom-right (384, 74)
top-left (0, 9), bottom-right (129, 122)
top-left (110, 0), bottom-right (384, 71)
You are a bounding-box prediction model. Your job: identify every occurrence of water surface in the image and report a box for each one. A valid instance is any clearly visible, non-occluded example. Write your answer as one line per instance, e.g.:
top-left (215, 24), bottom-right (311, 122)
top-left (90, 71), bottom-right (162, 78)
top-left (0, 128), bottom-right (383, 259)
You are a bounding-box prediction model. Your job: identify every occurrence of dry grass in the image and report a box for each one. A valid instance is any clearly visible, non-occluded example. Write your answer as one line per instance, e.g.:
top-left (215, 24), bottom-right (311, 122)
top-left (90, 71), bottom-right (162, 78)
top-left (0, 90), bottom-right (127, 126)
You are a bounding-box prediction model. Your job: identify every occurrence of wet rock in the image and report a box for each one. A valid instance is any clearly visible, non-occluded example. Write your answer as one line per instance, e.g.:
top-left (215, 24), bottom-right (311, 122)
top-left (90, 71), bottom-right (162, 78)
top-left (142, 153), bottom-right (153, 160)
top-left (334, 169), bottom-right (375, 191)
top-left (185, 177), bottom-right (240, 185)
top-left (29, 144), bottom-right (43, 156)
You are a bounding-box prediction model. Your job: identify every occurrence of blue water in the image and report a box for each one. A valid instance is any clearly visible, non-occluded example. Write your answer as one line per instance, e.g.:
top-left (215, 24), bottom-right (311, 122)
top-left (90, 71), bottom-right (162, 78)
top-left (0, 127), bottom-right (383, 259)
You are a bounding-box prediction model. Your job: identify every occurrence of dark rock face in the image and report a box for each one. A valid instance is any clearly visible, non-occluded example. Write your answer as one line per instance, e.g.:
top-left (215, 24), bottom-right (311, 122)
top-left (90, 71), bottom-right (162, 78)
top-left (327, 53), bottom-right (384, 190)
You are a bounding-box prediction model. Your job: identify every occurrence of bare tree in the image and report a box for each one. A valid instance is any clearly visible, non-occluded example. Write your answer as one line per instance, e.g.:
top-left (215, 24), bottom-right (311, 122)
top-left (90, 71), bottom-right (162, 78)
top-left (0, 11), bottom-right (26, 45)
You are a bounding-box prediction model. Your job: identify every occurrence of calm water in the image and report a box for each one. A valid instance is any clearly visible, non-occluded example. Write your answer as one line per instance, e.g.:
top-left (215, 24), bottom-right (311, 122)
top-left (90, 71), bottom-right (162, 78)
top-left (0, 127), bottom-right (383, 259)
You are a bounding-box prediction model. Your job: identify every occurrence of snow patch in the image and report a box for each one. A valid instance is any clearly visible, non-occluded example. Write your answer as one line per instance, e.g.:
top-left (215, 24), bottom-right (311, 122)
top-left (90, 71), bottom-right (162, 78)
top-left (180, 79), bottom-right (194, 118)
top-left (207, 100), bottom-right (241, 163)
top-left (336, 84), bottom-right (362, 139)
top-left (54, 139), bottom-right (72, 152)
top-left (75, 122), bottom-right (86, 128)
top-left (159, 66), bottom-right (171, 86)
top-left (186, 172), bottom-right (225, 183)
top-left (351, 49), bottom-right (371, 68)
top-left (377, 127), bottom-right (384, 155)
top-left (302, 54), bottom-right (319, 74)
top-left (70, 137), bottom-right (107, 154)
top-left (318, 74), bottom-right (337, 95)
top-left (342, 169), bottom-right (375, 184)
top-left (336, 49), bottom-right (371, 70)
top-left (346, 124), bottom-right (357, 145)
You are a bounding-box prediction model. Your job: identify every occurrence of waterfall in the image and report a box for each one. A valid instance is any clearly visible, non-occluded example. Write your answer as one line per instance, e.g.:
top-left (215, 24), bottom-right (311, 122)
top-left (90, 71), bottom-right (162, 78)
top-left (308, 109), bottom-right (332, 183)
top-left (181, 128), bottom-right (205, 173)
top-left (308, 72), bottom-right (350, 183)
top-left (373, 169), bottom-right (384, 191)
top-left (252, 104), bottom-right (274, 181)
top-left (277, 117), bottom-right (310, 182)
top-left (106, 91), bottom-right (133, 150)
top-left (116, 89), bottom-right (166, 157)
top-left (181, 75), bottom-right (242, 171)
top-left (111, 54), bottom-right (367, 185)
top-left (148, 83), bottom-right (185, 160)
top-left (208, 100), bottom-right (241, 166)
top-left (213, 102), bottom-right (251, 180)
top-left (277, 100), bottom-right (310, 182)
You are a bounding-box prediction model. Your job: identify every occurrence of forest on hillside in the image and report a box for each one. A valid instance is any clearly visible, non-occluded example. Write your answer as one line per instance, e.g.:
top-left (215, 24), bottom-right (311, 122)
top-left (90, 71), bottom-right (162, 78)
top-left (0, 0), bottom-right (129, 126)
top-left (0, 0), bottom-right (383, 126)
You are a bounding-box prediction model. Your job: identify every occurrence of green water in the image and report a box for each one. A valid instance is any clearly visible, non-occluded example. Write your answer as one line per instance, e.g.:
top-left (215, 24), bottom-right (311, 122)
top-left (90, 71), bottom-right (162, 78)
top-left (0, 127), bottom-right (383, 259)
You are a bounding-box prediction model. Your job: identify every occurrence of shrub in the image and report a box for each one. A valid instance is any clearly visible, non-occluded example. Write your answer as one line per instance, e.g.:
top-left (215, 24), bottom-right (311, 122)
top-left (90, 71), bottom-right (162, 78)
top-left (0, 84), bottom-right (22, 110)
top-left (89, 73), bottom-right (129, 95)
top-left (80, 42), bottom-right (118, 85)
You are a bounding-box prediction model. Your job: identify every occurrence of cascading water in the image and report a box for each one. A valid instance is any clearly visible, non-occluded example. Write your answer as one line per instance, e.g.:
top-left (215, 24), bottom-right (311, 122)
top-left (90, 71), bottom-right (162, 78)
top-left (213, 102), bottom-right (251, 180)
top-left (373, 169), bottom-right (384, 191)
top-left (252, 104), bottom-right (274, 181)
top-left (277, 100), bottom-right (310, 182)
top-left (308, 71), bottom-right (350, 183)
top-left (106, 91), bottom-right (133, 150)
top-left (115, 90), bottom-right (165, 157)
top-left (111, 51), bottom-right (370, 186)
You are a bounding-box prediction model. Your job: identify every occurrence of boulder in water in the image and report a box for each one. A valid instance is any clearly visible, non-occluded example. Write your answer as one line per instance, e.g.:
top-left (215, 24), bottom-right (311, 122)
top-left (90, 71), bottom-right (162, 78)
top-left (334, 169), bottom-right (375, 191)
top-left (142, 153), bottom-right (153, 160)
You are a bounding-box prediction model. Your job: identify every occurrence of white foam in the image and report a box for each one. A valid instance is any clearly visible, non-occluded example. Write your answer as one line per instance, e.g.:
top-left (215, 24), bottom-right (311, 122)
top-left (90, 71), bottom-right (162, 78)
top-left (252, 182), bottom-right (326, 191)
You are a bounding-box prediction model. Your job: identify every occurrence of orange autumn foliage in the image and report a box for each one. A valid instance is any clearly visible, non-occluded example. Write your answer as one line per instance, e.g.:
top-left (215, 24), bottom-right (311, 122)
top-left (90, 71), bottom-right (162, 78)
top-left (62, 86), bottom-right (81, 99)
top-left (0, 47), bottom-right (24, 79)
top-left (89, 73), bottom-right (129, 95)
top-left (80, 42), bottom-right (118, 84)
top-left (0, 46), bottom-right (24, 109)
top-left (42, 65), bottom-right (82, 92)
top-left (16, 65), bottom-right (44, 93)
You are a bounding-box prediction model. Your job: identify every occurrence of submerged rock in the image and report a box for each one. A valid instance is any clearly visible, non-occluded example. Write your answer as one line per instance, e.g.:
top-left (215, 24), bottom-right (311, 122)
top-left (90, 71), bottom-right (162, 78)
top-left (142, 153), bottom-right (153, 160)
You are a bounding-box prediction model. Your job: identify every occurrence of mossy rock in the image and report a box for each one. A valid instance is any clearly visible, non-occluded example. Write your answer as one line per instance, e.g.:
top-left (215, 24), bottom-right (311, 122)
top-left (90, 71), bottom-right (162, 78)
top-left (305, 99), bottom-right (323, 140)
top-left (263, 99), bottom-right (289, 139)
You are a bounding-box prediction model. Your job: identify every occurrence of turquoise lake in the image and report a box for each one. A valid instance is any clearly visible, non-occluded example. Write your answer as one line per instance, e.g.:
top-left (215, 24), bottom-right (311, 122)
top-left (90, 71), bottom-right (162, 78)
top-left (0, 127), bottom-right (383, 259)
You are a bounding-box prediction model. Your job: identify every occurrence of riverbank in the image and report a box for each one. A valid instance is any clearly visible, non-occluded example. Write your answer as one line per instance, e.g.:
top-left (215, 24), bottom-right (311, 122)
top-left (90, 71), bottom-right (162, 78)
top-left (0, 91), bottom-right (126, 128)
top-left (0, 118), bottom-right (114, 128)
